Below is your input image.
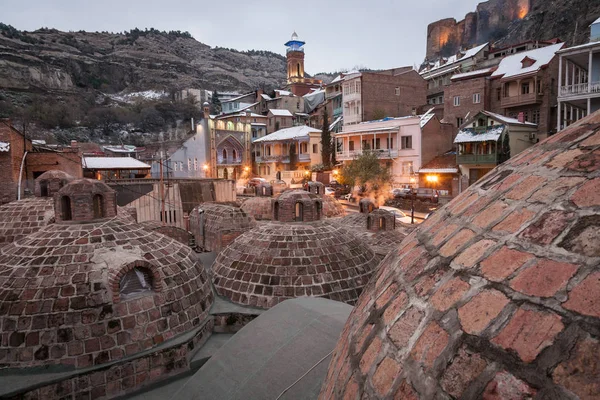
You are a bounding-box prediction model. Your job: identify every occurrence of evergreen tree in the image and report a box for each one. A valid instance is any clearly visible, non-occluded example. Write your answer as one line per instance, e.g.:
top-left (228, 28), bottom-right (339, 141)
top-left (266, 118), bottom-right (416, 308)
top-left (289, 142), bottom-right (298, 171)
top-left (211, 90), bottom-right (222, 114)
top-left (321, 106), bottom-right (332, 169)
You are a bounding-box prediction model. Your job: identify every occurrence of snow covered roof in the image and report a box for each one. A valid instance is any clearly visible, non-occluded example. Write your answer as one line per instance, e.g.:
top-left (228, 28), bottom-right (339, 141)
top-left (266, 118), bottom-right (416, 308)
top-left (0, 142), bottom-right (9, 152)
top-left (454, 125), bottom-right (505, 144)
top-left (451, 67), bottom-right (495, 81)
top-left (82, 157), bottom-right (151, 170)
top-left (223, 112), bottom-right (265, 118)
top-left (32, 140), bottom-right (46, 145)
top-left (482, 110), bottom-right (538, 127)
top-left (419, 168), bottom-right (458, 173)
top-left (275, 89), bottom-right (293, 97)
top-left (330, 75), bottom-right (344, 84)
top-left (492, 43), bottom-right (565, 79)
top-left (420, 108), bottom-right (436, 128)
top-left (222, 92), bottom-right (255, 103)
top-left (421, 43), bottom-right (489, 76)
top-left (251, 123), bottom-right (267, 126)
top-left (593, 16), bottom-right (600, 25)
top-left (268, 109), bottom-right (293, 117)
top-left (329, 116), bottom-right (343, 131)
top-left (253, 126), bottom-right (321, 143)
top-left (295, 112), bottom-right (310, 117)
top-left (103, 145), bottom-right (140, 153)
top-left (303, 89), bottom-right (325, 98)
top-left (260, 94), bottom-right (272, 100)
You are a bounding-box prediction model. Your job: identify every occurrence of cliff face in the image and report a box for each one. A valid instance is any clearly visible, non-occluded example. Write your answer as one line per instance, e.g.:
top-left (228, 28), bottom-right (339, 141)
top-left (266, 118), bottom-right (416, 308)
top-left (0, 27), bottom-right (288, 95)
top-left (426, 0), bottom-right (600, 60)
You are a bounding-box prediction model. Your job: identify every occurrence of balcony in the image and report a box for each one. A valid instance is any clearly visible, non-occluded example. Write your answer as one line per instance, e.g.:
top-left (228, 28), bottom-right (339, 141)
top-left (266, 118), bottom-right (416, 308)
top-left (333, 107), bottom-right (343, 117)
top-left (559, 82), bottom-right (600, 98)
top-left (456, 153), bottom-right (498, 165)
top-left (336, 149), bottom-right (399, 161)
top-left (501, 92), bottom-right (542, 108)
top-left (217, 157), bottom-right (242, 166)
top-left (298, 153), bottom-right (310, 162)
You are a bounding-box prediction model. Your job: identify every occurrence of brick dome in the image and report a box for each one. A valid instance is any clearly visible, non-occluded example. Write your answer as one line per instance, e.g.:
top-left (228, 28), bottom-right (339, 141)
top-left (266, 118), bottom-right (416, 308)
top-left (0, 198), bottom-right (54, 249)
top-left (189, 203), bottom-right (256, 252)
top-left (212, 220), bottom-right (380, 309)
top-left (34, 170), bottom-right (75, 198)
top-left (255, 182), bottom-right (273, 197)
top-left (0, 216), bottom-right (213, 369)
top-left (320, 114), bottom-right (600, 399)
top-left (273, 189), bottom-right (323, 222)
top-left (54, 178), bottom-right (117, 223)
top-left (322, 195), bottom-right (346, 218)
top-left (240, 197), bottom-right (273, 221)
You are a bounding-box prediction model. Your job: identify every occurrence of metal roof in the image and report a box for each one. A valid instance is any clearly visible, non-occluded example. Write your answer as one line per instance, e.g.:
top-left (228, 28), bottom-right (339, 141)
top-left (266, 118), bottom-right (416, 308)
top-left (82, 157), bottom-right (151, 170)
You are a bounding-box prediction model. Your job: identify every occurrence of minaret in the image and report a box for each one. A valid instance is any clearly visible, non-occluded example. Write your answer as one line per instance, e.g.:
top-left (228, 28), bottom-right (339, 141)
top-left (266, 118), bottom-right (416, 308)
top-left (284, 31), bottom-right (305, 84)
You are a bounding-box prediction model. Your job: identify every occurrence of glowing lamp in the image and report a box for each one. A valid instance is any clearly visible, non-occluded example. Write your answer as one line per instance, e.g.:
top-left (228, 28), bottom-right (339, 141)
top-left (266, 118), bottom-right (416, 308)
top-left (426, 175), bottom-right (439, 183)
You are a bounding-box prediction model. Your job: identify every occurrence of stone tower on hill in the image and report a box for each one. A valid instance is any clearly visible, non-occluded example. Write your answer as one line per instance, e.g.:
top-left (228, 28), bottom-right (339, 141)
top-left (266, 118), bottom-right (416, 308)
top-left (282, 32), bottom-right (322, 96)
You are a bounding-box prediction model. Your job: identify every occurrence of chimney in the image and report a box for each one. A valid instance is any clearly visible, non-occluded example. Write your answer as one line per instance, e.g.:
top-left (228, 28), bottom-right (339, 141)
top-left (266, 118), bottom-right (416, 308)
top-left (517, 112), bottom-right (525, 123)
top-left (71, 140), bottom-right (78, 148)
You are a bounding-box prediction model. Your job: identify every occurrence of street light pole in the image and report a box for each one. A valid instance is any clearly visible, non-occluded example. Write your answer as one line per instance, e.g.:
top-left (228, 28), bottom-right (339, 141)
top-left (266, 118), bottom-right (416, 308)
top-left (411, 188), bottom-right (415, 224)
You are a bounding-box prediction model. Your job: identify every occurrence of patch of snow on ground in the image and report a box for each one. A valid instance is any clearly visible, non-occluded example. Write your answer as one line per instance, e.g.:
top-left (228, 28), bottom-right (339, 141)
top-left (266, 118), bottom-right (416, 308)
top-left (108, 90), bottom-right (169, 103)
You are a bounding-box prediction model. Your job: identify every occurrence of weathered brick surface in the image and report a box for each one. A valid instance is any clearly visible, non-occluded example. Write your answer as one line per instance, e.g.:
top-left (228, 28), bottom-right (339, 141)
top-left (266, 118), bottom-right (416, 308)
top-left (319, 113), bottom-right (600, 399)
top-left (370, 356), bottom-right (401, 397)
top-left (0, 180), bottom-right (214, 370)
top-left (140, 221), bottom-right (192, 245)
top-left (240, 197), bottom-right (273, 220)
top-left (54, 179), bottom-right (117, 223)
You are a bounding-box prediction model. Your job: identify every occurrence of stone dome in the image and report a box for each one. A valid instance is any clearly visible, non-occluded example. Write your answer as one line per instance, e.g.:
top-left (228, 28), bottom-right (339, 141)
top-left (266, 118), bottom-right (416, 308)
top-left (0, 198), bottom-right (54, 249)
top-left (34, 170), bottom-right (75, 198)
top-left (320, 114), bottom-right (600, 399)
top-left (306, 181), bottom-right (325, 196)
top-left (54, 178), bottom-right (117, 223)
top-left (0, 216), bottom-right (213, 369)
top-left (255, 182), bottom-right (273, 197)
top-left (189, 203), bottom-right (256, 252)
top-left (212, 220), bottom-right (380, 309)
top-left (322, 195), bottom-right (346, 218)
top-left (273, 189), bottom-right (323, 222)
top-left (240, 196), bottom-right (273, 221)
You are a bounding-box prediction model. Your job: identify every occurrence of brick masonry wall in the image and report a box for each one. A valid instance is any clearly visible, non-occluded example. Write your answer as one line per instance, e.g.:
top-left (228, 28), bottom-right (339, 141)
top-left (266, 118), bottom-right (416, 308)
top-left (8, 319), bottom-right (214, 400)
top-left (189, 203), bottom-right (256, 252)
top-left (273, 191), bottom-right (323, 222)
top-left (421, 116), bottom-right (456, 166)
top-left (0, 121), bottom-right (31, 205)
top-left (27, 151), bottom-right (83, 184)
top-left (443, 76), bottom-right (490, 130)
top-left (361, 71), bottom-right (427, 121)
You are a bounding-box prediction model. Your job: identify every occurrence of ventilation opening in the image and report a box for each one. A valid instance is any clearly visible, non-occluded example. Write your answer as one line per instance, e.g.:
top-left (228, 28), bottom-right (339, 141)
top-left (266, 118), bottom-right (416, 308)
top-left (274, 202), bottom-right (279, 220)
top-left (315, 201), bottom-right (322, 219)
top-left (120, 268), bottom-right (153, 300)
top-left (379, 217), bottom-right (386, 230)
top-left (93, 194), bottom-right (104, 219)
top-left (61, 196), bottom-right (72, 221)
top-left (40, 181), bottom-right (48, 197)
top-left (295, 202), bottom-right (304, 222)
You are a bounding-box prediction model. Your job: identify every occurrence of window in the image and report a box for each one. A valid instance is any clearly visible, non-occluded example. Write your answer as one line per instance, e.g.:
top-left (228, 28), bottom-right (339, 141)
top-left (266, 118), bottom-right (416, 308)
top-left (301, 142), bottom-right (308, 153)
top-left (431, 98), bottom-right (436, 105)
top-left (457, 117), bottom-right (464, 127)
top-left (61, 196), bottom-right (72, 221)
top-left (120, 267), bottom-right (153, 300)
top-left (274, 202), bottom-right (279, 220)
top-left (379, 217), bottom-right (386, 230)
top-left (40, 181), bottom-right (48, 197)
top-left (453, 96), bottom-right (460, 106)
top-left (295, 202), bottom-right (304, 222)
top-left (400, 136), bottom-right (412, 149)
top-left (93, 194), bottom-right (104, 219)
top-left (266, 146), bottom-right (271, 156)
top-left (194, 158), bottom-right (198, 171)
top-left (252, 129), bottom-right (257, 139)
top-left (180, 161), bottom-right (183, 171)
top-left (532, 109), bottom-right (540, 125)
top-left (312, 144), bottom-right (318, 153)
top-left (387, 137), bottom-right (394, 149)
top-left (402, 162), bottom-right (413, 176)
top-left (349, 141), bottom-right (355, 151)
top-left (188, 158), bottom-right (191, 171)
top-left (438, 96), bottom-right (443, 103)
top-left (315, 201), bottom-right (322, 219)
top-left (372, 138), bottom-right (381, 150)
top-left (395, 87), bottom-right (400, 96)
top-left (496, 88), bottom-right (501, 101)
top-left (222, 149), bottom-right (227, 160)
top-left (521, 82), bottom-right (530, 94)
top-left (473, 93), bottom-right (481, 104)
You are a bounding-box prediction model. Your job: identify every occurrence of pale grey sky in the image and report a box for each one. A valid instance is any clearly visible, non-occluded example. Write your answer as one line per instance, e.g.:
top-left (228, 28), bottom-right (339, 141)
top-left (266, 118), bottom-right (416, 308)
top-left (1, 0), bottom-right (479, 73)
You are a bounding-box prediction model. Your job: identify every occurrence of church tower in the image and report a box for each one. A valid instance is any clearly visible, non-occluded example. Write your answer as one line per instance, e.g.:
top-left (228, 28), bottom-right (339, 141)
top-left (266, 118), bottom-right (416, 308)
top-left (285, 31), bottom-right (305, 83)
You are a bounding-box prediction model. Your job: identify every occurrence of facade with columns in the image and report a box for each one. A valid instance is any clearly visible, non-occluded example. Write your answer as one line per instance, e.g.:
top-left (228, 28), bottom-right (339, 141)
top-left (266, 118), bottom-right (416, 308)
top-left (556, 18), bottom-right (600, 131)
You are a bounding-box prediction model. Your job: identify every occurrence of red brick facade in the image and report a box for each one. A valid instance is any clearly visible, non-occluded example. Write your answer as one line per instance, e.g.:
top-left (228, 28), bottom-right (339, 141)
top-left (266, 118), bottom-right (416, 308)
top-left (54, 179), bottom-right (117, 223)
top-left (0, 120), bottom-right (31, 205)
top-left (444, 75), bottom-right (491, 130)
top-left (360, 70), bottom-right (427, 121)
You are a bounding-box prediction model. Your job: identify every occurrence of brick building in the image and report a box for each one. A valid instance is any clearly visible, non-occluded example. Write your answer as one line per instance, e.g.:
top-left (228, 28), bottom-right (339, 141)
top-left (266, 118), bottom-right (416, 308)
top-left (444, 68), bottom-right (495, 130)
top-left (0, 119), bottom-right (32, 204)
top-left (342, 68), bottom-right (427, 125)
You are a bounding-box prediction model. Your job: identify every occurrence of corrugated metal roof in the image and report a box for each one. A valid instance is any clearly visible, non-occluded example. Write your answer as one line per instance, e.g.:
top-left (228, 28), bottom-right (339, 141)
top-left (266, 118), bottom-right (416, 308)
top-left (82, 157), bottom-right (151, 169)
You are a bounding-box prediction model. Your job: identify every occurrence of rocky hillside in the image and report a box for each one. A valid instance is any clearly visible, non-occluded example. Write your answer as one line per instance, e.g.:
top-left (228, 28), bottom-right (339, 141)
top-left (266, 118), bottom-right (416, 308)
top-left (426, 0), bottom-right (600, 60)
top-left (0, 26), bottom-right (289, 95)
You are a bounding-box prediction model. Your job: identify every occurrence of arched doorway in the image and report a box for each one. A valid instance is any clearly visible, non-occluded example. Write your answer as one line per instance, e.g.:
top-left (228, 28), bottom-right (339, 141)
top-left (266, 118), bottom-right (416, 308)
top-left (40, 181), bottom-right (48, 197)
top-left (93, 194), bottom-right (104, 218)
top-left (61, 196), bottom-right (72, 221)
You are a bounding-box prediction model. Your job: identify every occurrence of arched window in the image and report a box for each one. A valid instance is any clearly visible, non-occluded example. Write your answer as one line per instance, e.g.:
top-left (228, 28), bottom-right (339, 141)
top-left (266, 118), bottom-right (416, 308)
top-left (315, 201), bottom-right (322, 219)
top-left (367, 216), bottom-right (372, 229)
top-left (93, 194), bottom-right (104, 219)
top-left (368, 204), bottom-right (374, 213)
top-left (119, 267), bottom-right (153, 300)
top-left (40, 181), bottom-right (48, 197)
top-left (274, 201), bottom-right (279, 220)
top-left (297, 63), bottom-right (301, 77)
top-left (232, 149), bottom-right (237, 161)
top-left (222, 149), bottom-right (228, 161)
top-left (379, 217), bottom-right (386, 230)
top-left (295, 202), bottom-right (304, 222)
top-left (61, 196), bottom-right (72, 221)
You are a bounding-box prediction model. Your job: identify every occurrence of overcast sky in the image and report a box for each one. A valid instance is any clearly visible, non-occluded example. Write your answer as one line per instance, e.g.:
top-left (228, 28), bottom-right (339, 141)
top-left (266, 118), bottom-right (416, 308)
top-left (2, 0), bottom-right (478, 73)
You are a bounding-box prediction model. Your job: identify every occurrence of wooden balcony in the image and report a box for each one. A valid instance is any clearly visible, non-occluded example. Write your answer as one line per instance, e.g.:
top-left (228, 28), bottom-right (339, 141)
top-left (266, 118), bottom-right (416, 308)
top-left (501, 92), bottom-right (542, 108)
top-left (336, 149), bottom-right (399, 161)
top-left (457, 153), bottom-right (498, 165)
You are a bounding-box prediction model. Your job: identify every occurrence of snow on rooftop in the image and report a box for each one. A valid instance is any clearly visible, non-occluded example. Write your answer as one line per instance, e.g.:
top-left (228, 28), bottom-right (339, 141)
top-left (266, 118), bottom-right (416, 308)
top-left (420, 108), bottom-right (436, 128)
top-left (261, 94), bottom-right (272, 100)
top-left (253, 125), bottom-right (320, 143)
top-left (492, 43), bottom-right (564, 79)
top-left (451, 67), bottom-right (495, 80)
top-left (275, 89), bottom-right (293, 97)
top-left (82, 157), bottom-right (151, 170)
top-left (303, 89), bottom-right (325, 98)
top-left (330, 75), bottom-right (344, 84)
top-left (329, 116), bottom-right (343, 131)
top-left (483, 110), bottom-right (538, 126)
top-left (454, 125), bottom-right (505, 144)
top-left (103, 145), bottom-right (139, 153)
top-left (269, 109), bottom-right (293, 117)
top-left (421, 43), bottom-right (489, 75)
top-left (108, 90), bottom-right (168, 103)
top-left (0, 142), bottom-right (9, 152)
top-left (222, 92), bottom-right (255, 103)
top-left (594, 16), bottom-right (600, 25)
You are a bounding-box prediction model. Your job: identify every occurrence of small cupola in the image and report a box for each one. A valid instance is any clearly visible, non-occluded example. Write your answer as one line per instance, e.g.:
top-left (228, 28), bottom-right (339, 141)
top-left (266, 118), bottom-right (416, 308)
top-left (306, 181), bottom-right (325, 196)
top-left (34, 170), bottom-right (74, 198)
top-left (359, 198), bottom-right (378, 214)
top-left (256, 182), bottom-right (273, 197)
top-left (272, 189), bottom-right (322, 222)
top-left (366, 209), bottom-right (396, 232)
top-left (54, 178), bottom-right (117, 223)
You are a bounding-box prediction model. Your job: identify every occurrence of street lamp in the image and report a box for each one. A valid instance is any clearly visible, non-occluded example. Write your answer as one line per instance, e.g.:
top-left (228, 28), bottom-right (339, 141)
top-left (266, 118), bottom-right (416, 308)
top-left (203, 164), bottom-right (209, 178)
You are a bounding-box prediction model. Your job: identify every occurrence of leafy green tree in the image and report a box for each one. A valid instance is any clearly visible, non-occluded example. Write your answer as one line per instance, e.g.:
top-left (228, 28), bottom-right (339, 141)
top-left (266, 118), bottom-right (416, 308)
top-left (340, 151), bottom-right (391, 196)
top-left (321, 106), bottom-right (332, 169)
top-left (211, 91), bottom-right (222, 114)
